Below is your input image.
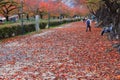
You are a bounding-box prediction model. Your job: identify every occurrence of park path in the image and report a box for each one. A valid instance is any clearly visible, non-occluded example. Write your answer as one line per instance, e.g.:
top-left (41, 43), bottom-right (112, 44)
top-left (0, 22), bottom-right (120, 80)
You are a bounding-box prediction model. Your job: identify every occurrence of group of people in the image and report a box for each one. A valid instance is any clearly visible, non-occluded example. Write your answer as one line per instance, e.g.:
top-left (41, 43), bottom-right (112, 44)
top-left (84, 18), bottom-right (113, 36)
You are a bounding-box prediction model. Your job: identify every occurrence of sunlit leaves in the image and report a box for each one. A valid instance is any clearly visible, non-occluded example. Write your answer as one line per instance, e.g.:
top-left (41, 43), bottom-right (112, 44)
top-left (86, 0), bottom-right (104, 15)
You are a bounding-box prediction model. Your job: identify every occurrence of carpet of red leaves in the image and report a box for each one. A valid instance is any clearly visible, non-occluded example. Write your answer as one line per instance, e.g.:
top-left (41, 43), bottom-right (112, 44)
top-left (0, 22), bottom-right (120, 80)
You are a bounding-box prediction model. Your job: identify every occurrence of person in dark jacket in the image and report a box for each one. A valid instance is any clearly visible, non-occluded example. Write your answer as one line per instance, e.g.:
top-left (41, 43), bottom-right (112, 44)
top-left (86, 18), bottom-right (91, 32)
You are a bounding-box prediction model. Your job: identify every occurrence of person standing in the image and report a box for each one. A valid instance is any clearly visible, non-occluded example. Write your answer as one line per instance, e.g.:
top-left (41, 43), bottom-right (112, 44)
top-left (86, 18), bottom-right (91, 32)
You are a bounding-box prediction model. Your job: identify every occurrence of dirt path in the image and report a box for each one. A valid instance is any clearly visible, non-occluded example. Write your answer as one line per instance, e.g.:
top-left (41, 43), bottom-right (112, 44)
top-left (0, 22), bottom-right (120, 80)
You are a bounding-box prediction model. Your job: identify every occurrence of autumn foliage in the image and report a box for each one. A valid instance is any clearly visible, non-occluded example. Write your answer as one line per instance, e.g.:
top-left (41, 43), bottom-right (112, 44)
top-left (0, 0), bottom-right (89, 20)
top-left (0, 22), bottom-right (120, 79)
top-left (21, 0), bottom-right (88, 17)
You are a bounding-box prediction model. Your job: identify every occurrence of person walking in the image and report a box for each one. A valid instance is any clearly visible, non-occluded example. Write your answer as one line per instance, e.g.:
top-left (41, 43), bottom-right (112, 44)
top-left (86, 18), bottom-right (91, 32)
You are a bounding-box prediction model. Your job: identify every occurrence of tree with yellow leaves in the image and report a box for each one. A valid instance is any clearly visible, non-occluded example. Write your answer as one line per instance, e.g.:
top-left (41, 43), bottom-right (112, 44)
top-left (0, 0), bottom-right (18, 21)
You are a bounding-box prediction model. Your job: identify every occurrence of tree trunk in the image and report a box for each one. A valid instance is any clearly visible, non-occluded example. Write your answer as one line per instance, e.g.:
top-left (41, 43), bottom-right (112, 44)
top-left (18, 13), bottom-right (21, 19)
top-left (5, 16), bottom-right (9, 21)
top-left (40, 14), bottom-right (43, 19)
top-left (26, 14), bottom-right (29, 20)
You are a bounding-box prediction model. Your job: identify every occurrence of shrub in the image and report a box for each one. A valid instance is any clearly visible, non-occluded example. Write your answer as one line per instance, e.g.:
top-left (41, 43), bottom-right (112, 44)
top-left (0, 18), bottom-right (81, 40)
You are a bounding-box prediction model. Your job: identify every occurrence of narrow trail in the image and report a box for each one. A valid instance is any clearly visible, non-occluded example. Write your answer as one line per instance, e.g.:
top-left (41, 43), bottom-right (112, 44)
top-left (0, 22), bottom-right (120, 80)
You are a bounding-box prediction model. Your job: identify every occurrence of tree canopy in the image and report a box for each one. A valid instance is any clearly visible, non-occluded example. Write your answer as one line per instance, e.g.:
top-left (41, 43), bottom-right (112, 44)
top-left (0, 0), bottom-right (89, 20)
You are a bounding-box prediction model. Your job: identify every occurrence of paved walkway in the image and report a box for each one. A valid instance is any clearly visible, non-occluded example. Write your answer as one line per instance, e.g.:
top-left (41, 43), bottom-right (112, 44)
top-left (0, 22), bottom-right (120, 80)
